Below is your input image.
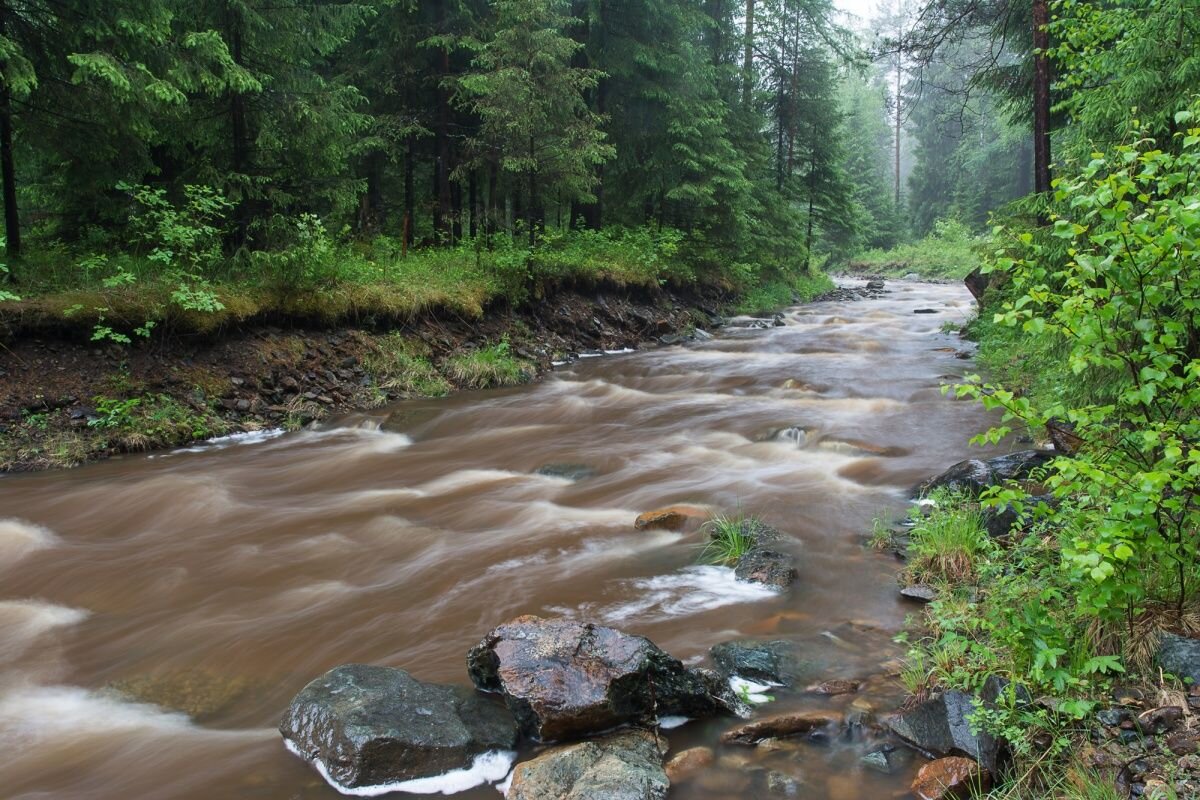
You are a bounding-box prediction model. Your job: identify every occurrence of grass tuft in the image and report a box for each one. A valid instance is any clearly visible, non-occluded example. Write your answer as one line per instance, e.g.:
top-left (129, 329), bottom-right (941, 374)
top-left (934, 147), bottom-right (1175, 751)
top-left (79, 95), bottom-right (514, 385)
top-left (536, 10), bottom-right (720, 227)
top-left (445, 339), bottom-right (534, 389)
top-left (698, 512), bottom-right (759, 566)
top-left (903, 491), bottom-right (989, 585)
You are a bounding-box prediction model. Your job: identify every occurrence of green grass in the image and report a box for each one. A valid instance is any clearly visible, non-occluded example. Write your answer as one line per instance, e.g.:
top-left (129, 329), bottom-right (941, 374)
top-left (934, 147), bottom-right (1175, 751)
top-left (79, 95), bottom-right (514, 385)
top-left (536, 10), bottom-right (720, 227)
top-left (735, 270), bottom-right (834, 315)
top-left (841, 219), bottom-right (983, 279)
top-left (364, 334), bottom-right (452, 397)
top-left (444, 340), bottom-right (533, 389)
top-left (698, 512), bottom-right (759, 566)
top-left (904, 490), bottom-right (989, 585)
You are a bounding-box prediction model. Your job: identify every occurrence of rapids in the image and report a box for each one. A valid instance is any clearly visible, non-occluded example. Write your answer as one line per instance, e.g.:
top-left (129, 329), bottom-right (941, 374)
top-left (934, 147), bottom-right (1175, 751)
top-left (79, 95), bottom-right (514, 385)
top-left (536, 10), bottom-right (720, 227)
top-left (0, 281), bottom-right (994, 799)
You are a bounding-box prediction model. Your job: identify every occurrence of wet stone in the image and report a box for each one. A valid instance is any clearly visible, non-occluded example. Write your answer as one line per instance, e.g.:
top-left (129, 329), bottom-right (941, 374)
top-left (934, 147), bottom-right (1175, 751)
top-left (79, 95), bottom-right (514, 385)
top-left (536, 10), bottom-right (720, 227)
top-left (901, 584), bottom-right (938, 602)
top-left (507, 729), bottom-right (669, 800)
top-left (664, 746), bottom-right (714, 784)
top-left (734, 548), bottom-right (797, 589)
top-left (1157, 633), bottom-right (1200, 685)
top-left (710, 639), bottom-right (806, 686)
top-left (634, 505), bottom-right (709, 531)
top-left (466, 616), bottom-right (740, 742)
top-left (721, 710), bottom-right (842, 744)
top-left (911, 756), bottom-right (991, 800)
top-left (279, 664), bottom-right (518, 790)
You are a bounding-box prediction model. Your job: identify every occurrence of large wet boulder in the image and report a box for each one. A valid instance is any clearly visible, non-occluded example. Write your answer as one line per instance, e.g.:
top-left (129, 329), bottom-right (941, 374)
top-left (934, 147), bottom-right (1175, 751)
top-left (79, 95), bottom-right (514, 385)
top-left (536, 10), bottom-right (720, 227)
top-left (1158, 634), bottom-right (1200, 684)
top-left (914, 450), bottom-right (1055, 498)
top-left (721, 710), bottom-right (842, 744)
top-left (710, 640), bottom-right (806, 686)
top-left (887, 679), bottom-right (1020, 772)
top-left (467, 616), bottom-right (743, 741)
top-left (279, 664), bottom-right (518, 790)
top-left (964, 267), bottom-right (989, 303)
top-left (507, 729), bottom-right (669, 800)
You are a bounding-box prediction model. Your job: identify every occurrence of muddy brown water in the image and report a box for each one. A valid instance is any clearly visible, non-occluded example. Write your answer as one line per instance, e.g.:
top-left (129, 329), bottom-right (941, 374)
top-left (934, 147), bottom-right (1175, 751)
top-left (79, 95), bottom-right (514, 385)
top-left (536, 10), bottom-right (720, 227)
top-left (0, 281), bottom-right (997, 800)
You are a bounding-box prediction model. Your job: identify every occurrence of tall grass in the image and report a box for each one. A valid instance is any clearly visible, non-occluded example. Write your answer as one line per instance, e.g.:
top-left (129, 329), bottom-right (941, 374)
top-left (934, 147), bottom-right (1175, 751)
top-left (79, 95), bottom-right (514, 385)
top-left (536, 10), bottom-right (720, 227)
top-left (904, 491), bottom-right (989, 584)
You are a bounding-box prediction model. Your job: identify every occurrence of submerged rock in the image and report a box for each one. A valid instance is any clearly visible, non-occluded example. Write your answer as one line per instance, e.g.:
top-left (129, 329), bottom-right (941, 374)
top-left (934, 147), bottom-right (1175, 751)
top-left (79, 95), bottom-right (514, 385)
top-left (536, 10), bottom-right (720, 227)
top-left (507, 729), bottom-right (669, 800)
top-left (536, 463), bottom-right (597, 482)
top-left (1158, 633), bottom-right (1200, 684)
top-left (911, 756), bottom-right (991, 800)
top-left (710, 639), bottom-right (806, 686)
top-left (720, 710), bottom-right (842, 744)
top-left (279, 664), bottom-right (517, 791)
top-left (466, 616), bottom-right (742, 741)
top-left (664, 746), bottom-right (714, 784)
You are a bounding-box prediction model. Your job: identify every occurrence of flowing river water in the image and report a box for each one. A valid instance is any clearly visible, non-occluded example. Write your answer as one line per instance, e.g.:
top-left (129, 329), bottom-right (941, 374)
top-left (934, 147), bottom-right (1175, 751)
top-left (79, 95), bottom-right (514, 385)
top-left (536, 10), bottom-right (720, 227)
top-left (0, 281), bottom-right (995, 800)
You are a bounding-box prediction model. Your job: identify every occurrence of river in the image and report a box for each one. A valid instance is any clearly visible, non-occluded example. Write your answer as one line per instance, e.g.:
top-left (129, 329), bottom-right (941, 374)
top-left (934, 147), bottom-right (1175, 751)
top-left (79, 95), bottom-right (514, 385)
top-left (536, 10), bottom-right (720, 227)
top-left (0, 280), bottom-right (992, 799)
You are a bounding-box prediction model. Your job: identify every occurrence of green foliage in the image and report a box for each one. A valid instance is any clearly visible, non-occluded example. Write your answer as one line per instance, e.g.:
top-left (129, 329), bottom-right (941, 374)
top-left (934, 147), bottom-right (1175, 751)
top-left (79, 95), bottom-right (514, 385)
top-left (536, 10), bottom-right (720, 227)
top-left (959, 106), bottom-right (1200, 632)
top-left (846, 218), bottom-right (983, 278)
top-left (445, 339), bottom-right (533, 390)
top-left (735, 270), bottom-right (834, 315)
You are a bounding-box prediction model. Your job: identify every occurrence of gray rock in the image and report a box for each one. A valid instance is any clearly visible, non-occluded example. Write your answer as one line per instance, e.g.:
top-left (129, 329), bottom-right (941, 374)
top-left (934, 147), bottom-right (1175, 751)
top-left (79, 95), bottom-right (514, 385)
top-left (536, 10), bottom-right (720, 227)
top-left (694, 328), bottom-right (714, 340)
top-left (861, 747), bottom-right (902, 774)
top-left (536, 463), bottom-right (597, 482)
top-left (887, 677), bottom-right (1019, 773)
top-left (915, 450), bottom-right (1055, 498)
top-left (467, 616), bottom-right (741, 742)
top-left (900, 584), bottom-right (938, 602)
top-left (734, 548), bottom-right (797, 589)
top-left (865, 280), bottom-right (885, 290)
top-left (507, 729), bottom-right (669, 800)
top-left (279, 664), bottom-right (517, 790)
top-left (1158, 634), bottom-right (1200, 684)
top-left (914, 308), bottom-right (939, 314)
top-left (710, 640), bottom-right (807, 686)
top-left (964, 267), bottom-right (989, 302)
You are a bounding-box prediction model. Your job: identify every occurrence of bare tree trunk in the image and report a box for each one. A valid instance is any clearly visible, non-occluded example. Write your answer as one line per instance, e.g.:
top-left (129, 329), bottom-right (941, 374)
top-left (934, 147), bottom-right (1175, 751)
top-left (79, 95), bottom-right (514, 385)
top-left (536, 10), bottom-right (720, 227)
top-left (894, 17), bottom-right (902, 208)
top-left (403, 135), bottom-right (415, 246)
top-left (432, 0), bottom-right (452, 241)
top-left (1032, 0), bottom-right (1052, 195)
top-left (742, 0), bottom-right (755, 106)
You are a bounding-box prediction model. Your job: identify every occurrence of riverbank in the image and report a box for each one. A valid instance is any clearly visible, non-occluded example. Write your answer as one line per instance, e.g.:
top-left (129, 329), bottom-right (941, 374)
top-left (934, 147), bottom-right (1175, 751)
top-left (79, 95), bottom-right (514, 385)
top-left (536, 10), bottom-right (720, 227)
top-left (0, 275), bottom-right (841, 473)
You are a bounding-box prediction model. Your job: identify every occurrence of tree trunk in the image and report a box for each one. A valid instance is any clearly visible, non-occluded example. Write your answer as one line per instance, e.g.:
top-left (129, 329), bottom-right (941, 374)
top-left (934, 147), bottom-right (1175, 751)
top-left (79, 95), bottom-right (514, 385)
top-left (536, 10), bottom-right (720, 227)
top-left (432, 0), bottom-right (452, 241)
top-left (805, 153), bottom-right (815, 272)
top-left (894, 19), bottom-right (902, 208)
top-left (468, 168), bottom-right (478, 239)
top-left (1032, 0), bottom-right (1052, 195)
top-left (0, 79), bottom-right (19, 261)
top-left (742, 0), bottom-right (755, 106)
top-left (404, 135), bottom-right (415, 246)
top-left (228, 5), bottom-right (251, 246)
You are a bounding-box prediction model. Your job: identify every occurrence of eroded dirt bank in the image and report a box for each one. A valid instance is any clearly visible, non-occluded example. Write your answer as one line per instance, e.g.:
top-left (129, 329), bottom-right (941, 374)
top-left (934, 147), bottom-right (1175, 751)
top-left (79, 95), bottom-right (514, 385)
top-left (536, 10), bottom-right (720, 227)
top-left (0, 285), bottom-right (742, 471)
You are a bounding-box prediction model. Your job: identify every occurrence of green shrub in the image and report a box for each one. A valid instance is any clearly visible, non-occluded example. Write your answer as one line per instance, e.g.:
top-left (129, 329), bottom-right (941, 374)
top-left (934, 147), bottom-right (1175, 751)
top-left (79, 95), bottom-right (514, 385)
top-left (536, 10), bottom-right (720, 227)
top-left (843, 217), bottom-right (983, 278)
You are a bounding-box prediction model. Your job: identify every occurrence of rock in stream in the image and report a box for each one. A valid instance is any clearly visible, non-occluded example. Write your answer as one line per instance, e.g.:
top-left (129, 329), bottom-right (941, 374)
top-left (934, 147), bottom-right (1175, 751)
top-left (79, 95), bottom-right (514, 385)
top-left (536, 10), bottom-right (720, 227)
top-left (507, 729), bottom-right (670, 800)
top-left (467, 615), bottom-right (746, 741)
top-left (279, 664), bottom-right (518, 791)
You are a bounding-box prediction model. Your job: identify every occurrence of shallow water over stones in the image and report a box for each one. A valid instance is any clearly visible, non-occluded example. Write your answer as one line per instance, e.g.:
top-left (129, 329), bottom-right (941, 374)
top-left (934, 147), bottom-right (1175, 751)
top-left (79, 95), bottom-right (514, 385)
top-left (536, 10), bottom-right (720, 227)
top-left (0, 280), bottom-right (1000, 799)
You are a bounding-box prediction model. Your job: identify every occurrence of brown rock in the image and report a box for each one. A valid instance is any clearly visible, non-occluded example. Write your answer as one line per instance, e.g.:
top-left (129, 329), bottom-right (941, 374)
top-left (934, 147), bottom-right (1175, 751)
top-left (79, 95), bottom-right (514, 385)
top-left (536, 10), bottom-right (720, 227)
top-left (1137, 705), bottom-right (1185, 735)
top-left (721, 710), bottom-right (842, 744)
top-left (911, 757), bottom-right (991, 800)
top-left (805, 679), bottom-right (861, 696)
top-left (466, 616), bottom-right (738, 741)
top-left (634, 505), bottom-right (709, 531)
top-left (664, 746), bottom-right (714, 783)
top-left (1166, 729), bottom-right (1200, 755)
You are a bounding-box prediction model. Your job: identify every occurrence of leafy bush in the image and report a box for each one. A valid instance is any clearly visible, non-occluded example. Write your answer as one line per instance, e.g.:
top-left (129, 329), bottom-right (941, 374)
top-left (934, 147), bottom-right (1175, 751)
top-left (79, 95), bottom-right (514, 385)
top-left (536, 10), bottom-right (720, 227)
top-left (960, 105), bottom-right (1200, 647)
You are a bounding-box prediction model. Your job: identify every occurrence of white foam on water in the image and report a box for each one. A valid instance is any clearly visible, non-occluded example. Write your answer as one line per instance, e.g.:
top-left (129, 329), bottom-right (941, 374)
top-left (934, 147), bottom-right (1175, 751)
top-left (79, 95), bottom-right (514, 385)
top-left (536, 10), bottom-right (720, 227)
top-left (577, 351), bottom-right (605, 358)
top-left (658, 715), bottom-right (690, 729)
top-left (0, 685), bottom-right (252, 741)
top-left (591, 565), bottom-right (778, 624)
top-left (285, 738), bottom-right (515, 797)
top-left (604, 348), bottom-right (636, 355)
top-left (496, 768), bottom-right (515, 796)
top-left (0, 519), bottom-right (60, 567)
top-left (0, 601), bottom-right (89, 664)
top-left (729, 677), bottom-right (779, 705)
top-left (299, 427), bottom-right (414, 454)
top-left (168, 428), bottom-right (286, 454)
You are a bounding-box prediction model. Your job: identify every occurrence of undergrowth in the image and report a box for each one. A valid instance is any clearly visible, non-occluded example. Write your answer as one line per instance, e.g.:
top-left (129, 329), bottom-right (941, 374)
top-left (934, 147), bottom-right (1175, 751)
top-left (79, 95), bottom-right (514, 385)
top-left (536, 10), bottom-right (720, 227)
top-left (842, 218), bottom-right (983, 279)
top-left (444, 339), bottom-right (533, 389)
